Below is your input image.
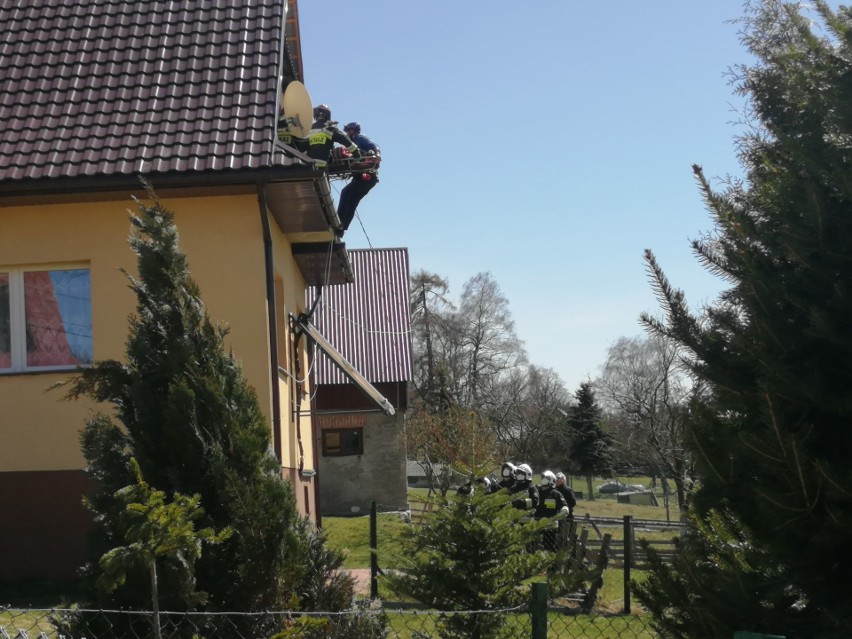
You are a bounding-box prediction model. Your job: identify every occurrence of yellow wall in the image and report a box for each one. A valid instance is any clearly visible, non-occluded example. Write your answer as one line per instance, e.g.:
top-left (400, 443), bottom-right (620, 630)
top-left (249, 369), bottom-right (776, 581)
top-left (270, 230), bottom-right (315, 473)
top-left (0, 192), bottom-right (308, 475)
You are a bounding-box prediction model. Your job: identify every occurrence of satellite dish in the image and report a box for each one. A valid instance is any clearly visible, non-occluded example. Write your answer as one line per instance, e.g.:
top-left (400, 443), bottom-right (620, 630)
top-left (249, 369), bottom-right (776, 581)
top-left (280, 81), bottom-right (313, 138)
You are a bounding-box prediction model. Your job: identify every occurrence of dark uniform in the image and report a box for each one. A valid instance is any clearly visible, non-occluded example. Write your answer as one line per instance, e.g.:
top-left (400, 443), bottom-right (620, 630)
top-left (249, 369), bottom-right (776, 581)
top-left (490, 476), bottom-right (514, 493)
top-left (536, 485), bottom-right (568, 551)
top-left (337, 129), bottom-right (380, 234)
top-left (306, 118), bottom-right (357, 168)
top-left (535, 485), bottom-right (568, 519)
top-left (490, 462), bottom-right (516, 493)
top-left (276, 123), bottom-right (307, 152)
top-left (509, 480), bottom-right (539, 512)
top-left (555, 483), bottom-right (577, 516)
top-left (456, 481), bottom-right (473, 496)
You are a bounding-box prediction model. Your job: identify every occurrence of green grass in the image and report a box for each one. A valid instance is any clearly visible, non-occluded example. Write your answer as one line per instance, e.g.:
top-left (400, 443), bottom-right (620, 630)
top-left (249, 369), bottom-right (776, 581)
top-left (0, 609), bottom-right (59, 638)
top-left (574, 498), bottom-right (674, 521)
top-left (384, 610), bottom-right (657, 638)
top-left (321, 512), bottom-right (408, 569)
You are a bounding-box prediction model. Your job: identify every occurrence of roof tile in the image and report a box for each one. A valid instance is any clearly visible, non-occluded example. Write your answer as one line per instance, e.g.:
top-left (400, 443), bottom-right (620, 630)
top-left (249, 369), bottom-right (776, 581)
top-left (308, 249), bottom-right (413, 385)
top-left (0, 0), bottom-right (296, 185)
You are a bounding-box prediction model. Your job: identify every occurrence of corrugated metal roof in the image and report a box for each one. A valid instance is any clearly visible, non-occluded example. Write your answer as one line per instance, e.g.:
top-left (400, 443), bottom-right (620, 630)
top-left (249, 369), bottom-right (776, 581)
top-left (0, 0), bottom-right (297, 184)
top-left (307, 248), bottom-right (412, 384)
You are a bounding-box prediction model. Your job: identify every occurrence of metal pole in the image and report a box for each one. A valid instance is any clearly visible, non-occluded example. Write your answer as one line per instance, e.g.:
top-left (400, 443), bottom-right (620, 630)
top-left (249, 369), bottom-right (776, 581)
top-left (623, 515), bottom-right (632, 614)
top-left (530, 581), bottom-right (548, 639)
top-left (370, 500), bottom-right (379, 599)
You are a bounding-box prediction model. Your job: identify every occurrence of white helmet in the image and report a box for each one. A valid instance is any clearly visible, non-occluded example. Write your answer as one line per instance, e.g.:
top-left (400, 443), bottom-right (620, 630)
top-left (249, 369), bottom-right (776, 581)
top-left (501, 461), bottom-right (516, 479)
top-left (478, 477), bottom-right (492, 490)
top-left (514, 463), bottom-right (533, 481)
top-left (541, 470), bottom-right (556, 487)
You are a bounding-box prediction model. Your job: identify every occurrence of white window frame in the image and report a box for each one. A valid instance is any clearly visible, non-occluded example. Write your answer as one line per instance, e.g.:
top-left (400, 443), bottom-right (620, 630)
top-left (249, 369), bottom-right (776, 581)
top-left (0, 264), bottom-right (93, 374)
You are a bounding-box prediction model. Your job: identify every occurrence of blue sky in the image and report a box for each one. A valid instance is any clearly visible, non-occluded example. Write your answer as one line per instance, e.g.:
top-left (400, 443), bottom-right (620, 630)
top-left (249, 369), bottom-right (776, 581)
top-left (298, 2), bottom-right (753, 393)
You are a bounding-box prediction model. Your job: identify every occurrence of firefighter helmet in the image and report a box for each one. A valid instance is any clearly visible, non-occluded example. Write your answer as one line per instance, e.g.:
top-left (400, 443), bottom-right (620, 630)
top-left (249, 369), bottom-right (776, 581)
top-left (344, 121), bottom-right (361, 134)
top-left (515, 463), bottom-right (533, 481)
top-left (501, 461), bottom-right (516, 479)
top-left (541, 470), bottom-right (556, 487)
top-left (313, 104), bottom-right (331, 121)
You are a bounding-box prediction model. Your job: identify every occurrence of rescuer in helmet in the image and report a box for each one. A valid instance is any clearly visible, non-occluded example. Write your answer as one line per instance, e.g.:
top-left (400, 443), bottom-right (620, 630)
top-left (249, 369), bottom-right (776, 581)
top-left (554, 471), bottom-right (577, 516)
top-left (336, 121), bottom-right (381, 238)
top-left (304, 104), bottom-right (358, 169)
top-left (535, 470), bottom-right (570, 550)
top-left (490, 461), bottom-right (517, 493)
top-left (509, 463), bottom-right (539, 512)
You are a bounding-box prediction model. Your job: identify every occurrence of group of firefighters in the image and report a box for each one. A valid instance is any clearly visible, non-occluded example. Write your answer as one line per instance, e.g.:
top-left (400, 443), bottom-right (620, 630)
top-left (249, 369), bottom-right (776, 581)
top-left (277, 102), bottom-right (380, 239)
top-left (457, 461), bottom-right (577, 521)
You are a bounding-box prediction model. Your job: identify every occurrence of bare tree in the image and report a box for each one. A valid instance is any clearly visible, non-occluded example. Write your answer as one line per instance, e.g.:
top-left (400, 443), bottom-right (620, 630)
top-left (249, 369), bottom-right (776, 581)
top-left (408, 271), bottom-right (576, 483)
top-left (409, 270), bottom-right (455, 411)
top-left (457, 273), bottom-right (526, 407)
top-left (405, 403), bottom-right (499, 496)
top-left (597, 335), bottom-right (697, 510)
top-left (485, 365), bottom-right (571, 471)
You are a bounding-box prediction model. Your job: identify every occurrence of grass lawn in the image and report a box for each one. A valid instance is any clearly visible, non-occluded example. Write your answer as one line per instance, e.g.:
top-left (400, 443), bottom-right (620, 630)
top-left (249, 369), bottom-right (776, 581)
top-left (383, 610), bottom-right (657, 638)
top-left (322, 512), bottom-right (408, 569)
top-left (0, 609), bottom-right (59, 638)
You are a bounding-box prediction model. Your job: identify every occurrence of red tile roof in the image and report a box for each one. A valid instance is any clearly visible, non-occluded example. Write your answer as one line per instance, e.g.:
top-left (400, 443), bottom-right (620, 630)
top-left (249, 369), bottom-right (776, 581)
top-left (0, 0), bottom-right (298, 184)
top-left (308, 248), bottom-right (412, 385)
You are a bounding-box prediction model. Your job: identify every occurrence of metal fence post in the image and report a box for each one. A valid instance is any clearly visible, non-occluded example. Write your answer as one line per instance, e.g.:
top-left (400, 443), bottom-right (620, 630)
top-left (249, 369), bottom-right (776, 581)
top-left (623, 515), bottom-right (632, 614)
top-left (530, 581), bottom-right (548, 639)
top-left (370, 500), bottom-right (379, 599)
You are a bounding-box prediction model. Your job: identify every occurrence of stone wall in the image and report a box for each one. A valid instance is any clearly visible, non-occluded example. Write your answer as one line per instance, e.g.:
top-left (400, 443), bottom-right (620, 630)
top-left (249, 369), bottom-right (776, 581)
top-left (317, 411), bottom-right (408, 516)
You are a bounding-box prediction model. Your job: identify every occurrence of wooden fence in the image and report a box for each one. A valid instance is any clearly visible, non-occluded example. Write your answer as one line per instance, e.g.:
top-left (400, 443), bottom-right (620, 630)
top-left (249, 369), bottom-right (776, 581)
top-left (578, 514), bottom-right (686, 569)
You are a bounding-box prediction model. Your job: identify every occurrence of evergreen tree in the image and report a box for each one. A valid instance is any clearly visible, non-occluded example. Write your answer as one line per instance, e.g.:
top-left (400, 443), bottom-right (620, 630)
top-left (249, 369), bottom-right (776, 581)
top-left (65, 185), bottom-right (349, 615)
top-left (638, 2), bottom-right (852, 635)
top-left (387, 491), bottom-right (551, 639)
top-left (567, 383), bottom-right (612, 500)
top-left (95, 458), bottom-right (231, 638)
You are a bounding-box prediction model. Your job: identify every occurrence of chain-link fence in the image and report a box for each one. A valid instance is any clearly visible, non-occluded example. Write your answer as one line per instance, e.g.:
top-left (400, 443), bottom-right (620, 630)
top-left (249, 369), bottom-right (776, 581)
top-left (1, 603), bottom-right (658, 638)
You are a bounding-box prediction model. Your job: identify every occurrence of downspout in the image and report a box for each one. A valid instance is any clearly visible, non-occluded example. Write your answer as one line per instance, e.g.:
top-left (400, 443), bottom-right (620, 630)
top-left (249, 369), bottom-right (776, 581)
top-left (291, 319), bottom-right (306, 473)
top-left (258, 184), bottom-right (283, 464)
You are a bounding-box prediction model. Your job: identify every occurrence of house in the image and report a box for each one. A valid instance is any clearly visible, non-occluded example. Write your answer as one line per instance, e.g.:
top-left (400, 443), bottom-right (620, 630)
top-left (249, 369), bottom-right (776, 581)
top-left (405, 460), bottom-right (464, 490)
top-left (0, 0), bottom-right (388, 583)
top-left (306, 249), bottom-right (411, 517)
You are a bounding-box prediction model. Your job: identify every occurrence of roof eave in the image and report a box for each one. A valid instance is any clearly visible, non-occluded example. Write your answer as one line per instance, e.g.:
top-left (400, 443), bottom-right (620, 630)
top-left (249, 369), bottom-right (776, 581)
top-left (0, 166), bottom-right (323, 201)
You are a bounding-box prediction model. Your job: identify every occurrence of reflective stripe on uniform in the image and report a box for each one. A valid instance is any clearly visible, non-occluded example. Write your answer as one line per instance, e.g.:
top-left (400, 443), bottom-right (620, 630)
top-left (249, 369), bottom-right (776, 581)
top-left (309, 131), bottom-right (332, 145)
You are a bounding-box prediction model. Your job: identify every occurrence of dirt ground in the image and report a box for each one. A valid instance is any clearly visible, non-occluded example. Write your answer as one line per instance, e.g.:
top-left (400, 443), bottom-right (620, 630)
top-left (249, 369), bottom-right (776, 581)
top-left (346, 568), bottom-right (372, 596)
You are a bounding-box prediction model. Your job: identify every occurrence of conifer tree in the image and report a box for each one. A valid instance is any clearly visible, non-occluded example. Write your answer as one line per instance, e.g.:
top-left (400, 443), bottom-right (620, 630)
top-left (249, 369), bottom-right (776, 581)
top-left (637, 2), bottom-right (852, 635)
top-left (66, 184), bottom-right (345, 615)
top-left (387, 490), bottom-right (550, 639)
top-left (567, 382), bottom-right (612, 500)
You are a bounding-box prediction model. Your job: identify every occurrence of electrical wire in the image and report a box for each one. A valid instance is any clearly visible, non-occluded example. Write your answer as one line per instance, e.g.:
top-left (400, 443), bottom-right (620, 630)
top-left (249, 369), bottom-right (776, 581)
top-left (317, 299), bottom-right (411, 337)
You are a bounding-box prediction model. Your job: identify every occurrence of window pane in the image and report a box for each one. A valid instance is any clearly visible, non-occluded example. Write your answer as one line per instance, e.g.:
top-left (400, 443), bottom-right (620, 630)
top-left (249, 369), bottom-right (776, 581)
top-left (24, 269), bottom-right (92, 367)
top-left (325, 432), bottom-right (341, 450)
top-left (0, 273), bottom-right (9, 369)
top-left (342, 429), bottom-right (362, 454)
top-left (323, 428), bottom-right (363, 456)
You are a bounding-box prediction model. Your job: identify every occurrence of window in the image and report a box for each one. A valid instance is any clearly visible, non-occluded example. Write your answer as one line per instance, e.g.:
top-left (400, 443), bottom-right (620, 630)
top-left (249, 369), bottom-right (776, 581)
top-left (322, 428), bottom-right (363, 456)
top-left (0, 266), bottom-right (92, 373)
